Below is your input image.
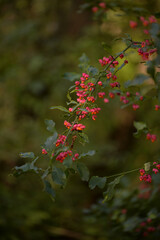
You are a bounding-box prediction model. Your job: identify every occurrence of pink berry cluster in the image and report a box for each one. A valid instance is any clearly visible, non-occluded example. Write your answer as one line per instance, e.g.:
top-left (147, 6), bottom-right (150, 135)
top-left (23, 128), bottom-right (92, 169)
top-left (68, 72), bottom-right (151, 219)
top-left (56, 150), bottom-right (72, 162)
top-left (139, 162), bottom-right (160, 182)
top-left (98, 55), bottom-right (129, 104)
top-left (140, 15), bottom-right (157, 35)
top-left (69, 72), bottom-right (102, 122)
top-left (130, 16), bottom-right (157, 61)
top-left (77, 107), bottom-right (101, 121)
top-left (120, 91), bottom-right (143, 110)
top-left (42, 148), bottom-right (48, 155)
top-left (139, 169), bottom-right (152, 183)
top-left (41, 133), bottom-right (80, 163)
top-left (64, 120), bottom-right (86, 131)
top-left (50, 71), bottom-right (105, 164)
top-left (138, 40), bottom-right (157, 61)
top-left (146, 133), bottom-right (157, 143)
top-left (75, 73), bottom-right (95, 105)
top-left (92, 2), bottom-right (106, 13)
top-left (42, 148), bottom-right (54, 157)
top-left (99, 56), bottom-right (119, 67)
top-left (138, 183), bottom-right (151, 199)
top-left (96, 14), bottom-right (158, 112)
top-left (130, 15), bottom-right (157, 31)
top-left (155, 105), bottom-right (160, 111)
top-left (40, 14), bottom-right (159, 174)
top-left (56, 150), bottom-right (79, 163)
top-left (97, 44), bottom-right (154, 112)
top-left (98, 53), bottom-right (144, 110)
top-left (56, 135), bottom-right (67, 147)
top-left (135, 218), bottom-right (159, 237)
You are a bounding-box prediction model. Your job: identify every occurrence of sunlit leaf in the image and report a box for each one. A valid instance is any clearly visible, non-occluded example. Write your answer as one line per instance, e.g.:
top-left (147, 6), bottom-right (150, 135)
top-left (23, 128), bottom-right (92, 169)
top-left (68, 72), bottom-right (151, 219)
top-left (19, 152), bottom-right (35, 159)
top-left (144, 162), bottom-right (151, 171)
top-left (133, 121), bottom-right (147, 131)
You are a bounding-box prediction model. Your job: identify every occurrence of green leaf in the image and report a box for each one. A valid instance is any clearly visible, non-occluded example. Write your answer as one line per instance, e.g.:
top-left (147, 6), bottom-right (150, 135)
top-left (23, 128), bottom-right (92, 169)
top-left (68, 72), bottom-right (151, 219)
top-left (101, 42), bottom-right (111, 52)
top-left (155, 72), bottom-right (160, 102)
top-left (88, 66), bottom-right (99, 76)
top-left (79, 150), bottom-right (95, 159)
top-left (110, 67), bottom-right (115, 73)
top-left (43, 180), bottom-right (55, 199)
top-left (41, 168), bottom-right (50, 180)
top-left (76, 162), bottom-right (90, 181)
top-left (141, 84), bottom-right (157, 96)
top-left (78, 132), bottom-right (89, 145)
top-left (55, 146), bottom-right (69, 155)
top-left (124, 33), bottom-right (132, 40)
top-left (14, 157), bottom-right (39, 176)
top-left (14, 163), bottom-right (38, 175)
top-left (155, 12), bottom-right (160, 18)
top-left (79, 108), bottom-right (89, 112)
top-left (63, 155), bottom-right (72, 168)
top-left (19, 152), bottom-right (35, 159)
top-left (79, 3), bottom-right (91, 9)
top-left (50, 106), bottom-right (69, 113)
top-left (113, 37), bottom-right (123, 41)
top-left (124, 217), bottom-right (141, 231)
top-left (103, 175), bottom-right (123, 202)
top-left (65, 168), bottom-right (76, 177)
top-left (150, 23), bottom-right (160, 38)
top-left (78, 3), bottom-right (91, 13)
top-left (121, 101), bottom-right (133, 109)
top-left (117, 62), bottom-right (125, 71)
top-left (89, 176), bottom-right (106, 190)
top-left (44, 119), bottom-right (55, 133)
top-left (52, 167), bottom-right (66, 186)
top-left (66, 100), bottom-right (77, 106)
top-left (155, 72), bottom-right (160, 84)
top-left (79, 53), bottom-right (89, 63)
top-left (147, 61), bottom-right (155, 79)
top-left (63, 72), bottom-right (81, 82)
top-left (125, 74), bottom-right (149, 88)
top-left (67, 91), bottom-right (72, 102)
top-left (44, 132), bottom-right (58, 152)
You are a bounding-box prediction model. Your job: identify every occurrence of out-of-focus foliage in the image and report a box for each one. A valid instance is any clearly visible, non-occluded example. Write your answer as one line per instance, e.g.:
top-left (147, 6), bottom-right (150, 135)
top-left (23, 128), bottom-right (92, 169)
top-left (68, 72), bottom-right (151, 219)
top-left (1, 0), bottom-right (160, 239)
top-left (84, 175), bottom-right (160, 240)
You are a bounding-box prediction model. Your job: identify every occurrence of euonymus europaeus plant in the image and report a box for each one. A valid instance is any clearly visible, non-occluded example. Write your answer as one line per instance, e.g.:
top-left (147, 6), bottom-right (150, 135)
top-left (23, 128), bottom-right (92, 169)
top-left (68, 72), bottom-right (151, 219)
top-left (13, 2), bottom-right (160, 202)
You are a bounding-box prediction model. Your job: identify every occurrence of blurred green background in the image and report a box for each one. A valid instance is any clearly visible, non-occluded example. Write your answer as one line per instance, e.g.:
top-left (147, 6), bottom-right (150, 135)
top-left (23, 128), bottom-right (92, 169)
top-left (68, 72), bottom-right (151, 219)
top-left (1, 0), bottom-right (160, 239)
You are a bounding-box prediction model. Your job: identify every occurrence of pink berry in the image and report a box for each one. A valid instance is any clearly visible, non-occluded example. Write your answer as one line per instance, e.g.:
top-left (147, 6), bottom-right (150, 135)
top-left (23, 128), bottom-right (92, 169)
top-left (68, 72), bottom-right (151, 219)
top-left (42, 149), bottom-right (48, 155)
top-left (129, 21), bottom-right (137, 28)
top-left (99, 2), bottom-right (106, 8)
top-left (98, 81), bottom-right (103, 86)
top-left (104, 98), bottom-right (109, 103)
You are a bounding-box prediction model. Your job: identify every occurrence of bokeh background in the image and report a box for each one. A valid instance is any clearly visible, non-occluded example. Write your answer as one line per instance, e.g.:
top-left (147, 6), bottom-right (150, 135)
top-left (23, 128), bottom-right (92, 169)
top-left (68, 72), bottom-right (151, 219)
top-left (1, 0), bottom-right (160, 239)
